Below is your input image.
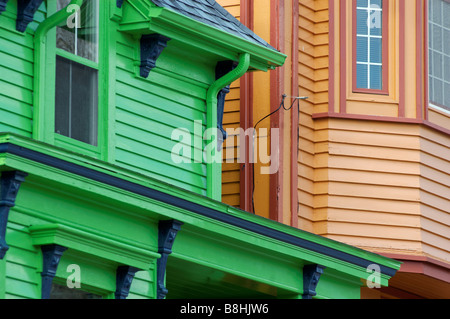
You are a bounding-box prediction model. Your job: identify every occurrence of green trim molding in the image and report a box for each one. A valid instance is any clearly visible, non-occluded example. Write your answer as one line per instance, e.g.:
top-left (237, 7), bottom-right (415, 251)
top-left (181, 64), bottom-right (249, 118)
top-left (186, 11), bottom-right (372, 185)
top-left (0, 133), bottom-right (401, 298)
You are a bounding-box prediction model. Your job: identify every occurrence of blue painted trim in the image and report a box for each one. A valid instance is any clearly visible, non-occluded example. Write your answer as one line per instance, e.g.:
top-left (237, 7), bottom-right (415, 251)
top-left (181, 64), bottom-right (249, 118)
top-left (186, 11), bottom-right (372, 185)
top-left (302, 264), bottom-right (326, 299)
top-left (0, 170), bottom-right (28, 259)
top-left (157, 220), bottom-right (183, 299)
top-left (140, 34), bottom-right (171, 78)
top-left (41, 244), bottom-right (68, 299)
top-left (0, 0), bottom-right (8, 13)
top-left (16, 0), bottom-right (45, 32)
top-left (115, 266), bottom-right (140, 299)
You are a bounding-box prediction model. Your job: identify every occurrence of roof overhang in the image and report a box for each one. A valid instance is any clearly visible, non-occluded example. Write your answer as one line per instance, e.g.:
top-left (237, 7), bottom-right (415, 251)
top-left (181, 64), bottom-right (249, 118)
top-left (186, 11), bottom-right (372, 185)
top-left (0, 133), bottom-right (401, 290)
top-left (115, 0), bottom-right (286, 72)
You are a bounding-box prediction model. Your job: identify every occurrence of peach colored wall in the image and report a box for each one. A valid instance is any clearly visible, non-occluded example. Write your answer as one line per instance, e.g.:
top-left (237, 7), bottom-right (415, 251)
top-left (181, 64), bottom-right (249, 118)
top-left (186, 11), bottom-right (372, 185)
top-left (218, 0), bottom-right (241, 208)
top-left (297, 0), bottom-right (450, 265)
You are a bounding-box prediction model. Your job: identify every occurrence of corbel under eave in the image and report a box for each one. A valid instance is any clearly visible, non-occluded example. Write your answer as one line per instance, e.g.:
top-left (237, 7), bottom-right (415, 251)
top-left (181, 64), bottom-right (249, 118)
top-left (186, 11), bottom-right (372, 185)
top-left (139, 33), bottom-right (171, 78)
top-left (157, 219), bottom-right (183, 299)
top-left (0, 0), bottom-right (8, 13)
top-left (302, 264), bottom-right (326, 299)
top-left (16, 0), bottom-right (45, 32)
top-left (0, 170), bottom-right (28, 259)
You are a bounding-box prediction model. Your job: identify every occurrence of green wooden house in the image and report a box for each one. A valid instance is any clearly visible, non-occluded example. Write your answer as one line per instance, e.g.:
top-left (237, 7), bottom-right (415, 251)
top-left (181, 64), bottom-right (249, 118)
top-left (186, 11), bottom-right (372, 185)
top-left (0, 0), bottom-right (400, 299)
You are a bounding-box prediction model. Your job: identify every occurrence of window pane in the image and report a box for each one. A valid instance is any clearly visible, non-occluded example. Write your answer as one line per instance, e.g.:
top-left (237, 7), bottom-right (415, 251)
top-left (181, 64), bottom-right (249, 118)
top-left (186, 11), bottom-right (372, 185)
top-left (369, 7), bottom-right (382, 36)
top-left (51, 283), bottom-right (102, 299)
top-left (356, 36), bottom-right (368, 63)
top-left (432, 25), bottom-right (442, 52)
top-left (357, 9), bottom-right (369, 35)
top-left (445, 56), bottom-right (450, 83)
top-left (445, 83), bottom-right (450, 109)
top-left (444, 29), bottom-right (450, 56)
top-left (371, 0), bottom-right (382, 8)
top-left (370, 64), bottom-right (382, 90)
top-left (370, 37), bottom-right (382, 64)
top-left (444, 1), bottom-right (450, 29)
top-left (357, 0), bottom-right (368, 7)
top-left (357, 64), bottom-right (368, 89)
top-left (433, 78), bottom-right (444, 105)
top-left (433, 51), bottom-right (443, 79)
top-left (431, 0), bottom-right (442, 25)
top-left (57, 0), bottom-right (98, 62)
top-left (55, 56), bottom-right (98, 146)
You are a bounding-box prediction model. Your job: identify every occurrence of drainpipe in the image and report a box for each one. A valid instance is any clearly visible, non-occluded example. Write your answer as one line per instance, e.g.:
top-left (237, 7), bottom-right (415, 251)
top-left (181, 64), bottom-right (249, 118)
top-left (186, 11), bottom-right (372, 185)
top-left (33, 0), bottom-right (84, 141)
top-left (206, 53), bottom-right (251, 201)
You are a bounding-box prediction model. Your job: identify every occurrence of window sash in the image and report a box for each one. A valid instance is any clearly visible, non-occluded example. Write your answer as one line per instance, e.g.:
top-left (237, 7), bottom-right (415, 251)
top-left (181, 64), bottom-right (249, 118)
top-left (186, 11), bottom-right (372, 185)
top-left (54, 0), bottom-right (100, 148)
top-left (353, 0), bottom-right (389, 95)
top-left (428, 0), bottom-right (450, 110)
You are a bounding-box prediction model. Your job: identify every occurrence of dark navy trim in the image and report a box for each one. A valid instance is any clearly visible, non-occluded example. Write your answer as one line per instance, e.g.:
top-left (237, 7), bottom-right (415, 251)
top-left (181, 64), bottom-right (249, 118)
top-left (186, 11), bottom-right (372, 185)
top-left (0, 170), bottom-right (28, 259)
top-left (0, 143), bottom-right (398, 277)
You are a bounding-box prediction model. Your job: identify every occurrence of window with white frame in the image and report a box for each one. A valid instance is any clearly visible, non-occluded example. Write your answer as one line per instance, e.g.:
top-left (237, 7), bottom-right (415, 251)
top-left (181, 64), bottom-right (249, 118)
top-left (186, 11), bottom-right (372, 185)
top-left (355, 0), bottom-right (384, 91)
top-left (428, 0), bottom-right (450, 110)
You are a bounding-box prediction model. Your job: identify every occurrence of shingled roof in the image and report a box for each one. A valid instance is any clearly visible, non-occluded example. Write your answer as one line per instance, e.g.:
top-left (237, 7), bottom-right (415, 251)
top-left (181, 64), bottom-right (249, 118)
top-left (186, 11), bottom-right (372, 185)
top-left (150, 0), bottom-right (277, 51)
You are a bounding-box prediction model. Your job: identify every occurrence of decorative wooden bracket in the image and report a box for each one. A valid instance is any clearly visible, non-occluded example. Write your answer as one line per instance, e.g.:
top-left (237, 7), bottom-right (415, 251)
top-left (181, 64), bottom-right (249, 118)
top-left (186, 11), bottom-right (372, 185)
top-left (116, 0), bottom-right (124, 8)
top-left (41, 244), bottom-right (68, 299)
top-left (16, 0), bottom-right (44, 32)
top-left (115, 265), bottom-right (140, 299)
top-left (302, 264), bottom-right (326, 299)
top-left (215, 60), bottom-right (238, 150)
top-left (140, 33), bottom-right (171, 78)
top-left (157, 220), bottom-right (183, 299)
top-left (0, 0), bottom-right (8, 14)
top-left (0, 171), bottom-right (27, 259)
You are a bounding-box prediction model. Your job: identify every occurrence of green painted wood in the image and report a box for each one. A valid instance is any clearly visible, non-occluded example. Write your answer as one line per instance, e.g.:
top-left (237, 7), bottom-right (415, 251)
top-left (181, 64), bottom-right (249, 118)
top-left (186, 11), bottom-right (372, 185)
top-left (0, 0), bottom-right (46, 139)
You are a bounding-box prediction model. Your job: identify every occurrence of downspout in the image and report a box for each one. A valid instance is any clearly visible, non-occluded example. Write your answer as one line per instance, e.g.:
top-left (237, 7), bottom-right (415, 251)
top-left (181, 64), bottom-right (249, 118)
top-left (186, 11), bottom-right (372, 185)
top-left (206, 53), bottom-right (251, 201)
top-left (33, 0), bottom-right (84, 141)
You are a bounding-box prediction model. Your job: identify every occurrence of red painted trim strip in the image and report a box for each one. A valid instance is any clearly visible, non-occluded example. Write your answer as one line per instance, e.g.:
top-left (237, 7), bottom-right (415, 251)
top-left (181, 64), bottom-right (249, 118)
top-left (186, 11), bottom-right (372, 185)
top-left (329, 0), bottom-right (335, 113)
top-left (416, 0), bottom-right (424, 120)
top-left (290, 0), bottom-right (299, 228)
top-left (381, 253), bottom-right (450, 283)
top-left (312, 112), bottom-right (450, 136)
top-left (269, 0), bottom-right (284, 222)
top-left (399, 0), bottom-right (406, 117)
top-left (312, 112), bottom-right (422, 123)
top-left (240, 0), bottom-right (254, 213)
top-left (339, 0), bottom-right (347, 113)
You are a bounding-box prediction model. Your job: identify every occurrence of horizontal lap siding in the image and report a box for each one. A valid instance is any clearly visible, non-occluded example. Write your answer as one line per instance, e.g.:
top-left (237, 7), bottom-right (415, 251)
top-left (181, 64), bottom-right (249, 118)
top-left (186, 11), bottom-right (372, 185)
top-left (420, 128), bottom-right (450, 262)
top-left (3, 218), bottom-right (41, 299)
top-left (218, 0), bottom-right (241, 208)
top-left (297, 0), bottom-right (330, 231)
top-left (0, 1), bottom-right (46, 137)
top-left (316, 120), bottom-right (424, 253)
top-left (114, 33), bottom-right (208, 196)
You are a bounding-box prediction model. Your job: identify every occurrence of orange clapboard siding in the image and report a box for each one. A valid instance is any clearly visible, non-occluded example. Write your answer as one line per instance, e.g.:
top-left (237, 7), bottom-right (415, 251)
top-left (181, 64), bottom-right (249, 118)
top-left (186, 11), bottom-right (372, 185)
top-left (217, 0), bottom-right (241, 208)
top-left (297, 0), bottom-right (330, 232)
top-left (297, 0), bottom-right (450, 266)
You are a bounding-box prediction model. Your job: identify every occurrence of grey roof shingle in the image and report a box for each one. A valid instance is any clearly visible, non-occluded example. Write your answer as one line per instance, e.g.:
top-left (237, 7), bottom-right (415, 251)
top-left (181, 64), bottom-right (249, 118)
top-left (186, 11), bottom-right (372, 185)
top-left (150, 0), bottom-right (277, 51)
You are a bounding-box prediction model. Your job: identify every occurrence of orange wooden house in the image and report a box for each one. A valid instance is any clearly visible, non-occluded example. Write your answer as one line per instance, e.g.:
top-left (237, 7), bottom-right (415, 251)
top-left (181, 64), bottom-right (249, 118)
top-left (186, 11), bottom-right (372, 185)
top-left (217, 0), bottom-right (450, 299)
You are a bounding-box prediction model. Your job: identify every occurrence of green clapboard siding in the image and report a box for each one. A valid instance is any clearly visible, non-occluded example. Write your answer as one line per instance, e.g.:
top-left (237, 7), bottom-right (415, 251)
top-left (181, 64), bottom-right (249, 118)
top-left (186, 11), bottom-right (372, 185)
top-left (128, 268), bottom-right (156, 299)
top-left (0, 1), bottom-right (46, 137)
top-left (114, 33), bottom-right (211, 196)
top-left (4, 220), bottom-right (41, 299)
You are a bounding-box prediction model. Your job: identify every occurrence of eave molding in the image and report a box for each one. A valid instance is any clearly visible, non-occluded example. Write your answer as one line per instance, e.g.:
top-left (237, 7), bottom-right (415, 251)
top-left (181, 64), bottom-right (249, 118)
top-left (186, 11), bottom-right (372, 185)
top-left (29, 223), bottom-right (160, 270)
top-left (117, 0), bottom-right (285, 72)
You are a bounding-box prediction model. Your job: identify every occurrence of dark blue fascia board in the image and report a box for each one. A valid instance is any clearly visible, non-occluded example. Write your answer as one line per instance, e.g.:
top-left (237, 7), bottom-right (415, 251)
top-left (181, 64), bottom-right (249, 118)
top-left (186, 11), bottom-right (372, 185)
top-left (0, 142), bottom-right (399, 278)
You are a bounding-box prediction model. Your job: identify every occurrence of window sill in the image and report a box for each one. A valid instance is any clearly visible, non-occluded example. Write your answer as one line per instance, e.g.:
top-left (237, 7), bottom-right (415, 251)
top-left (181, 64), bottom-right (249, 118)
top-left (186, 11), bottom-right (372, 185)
top-left (54, 134), bottom-right (100, 159)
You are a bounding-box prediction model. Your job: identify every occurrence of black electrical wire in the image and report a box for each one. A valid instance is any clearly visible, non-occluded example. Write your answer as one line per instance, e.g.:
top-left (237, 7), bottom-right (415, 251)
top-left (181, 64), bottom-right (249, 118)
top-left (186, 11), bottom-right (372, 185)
top-left (251, 94), bottom-right (304, 215)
